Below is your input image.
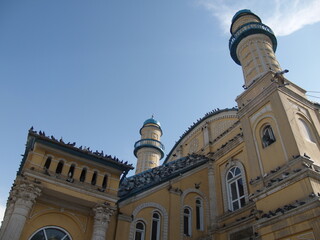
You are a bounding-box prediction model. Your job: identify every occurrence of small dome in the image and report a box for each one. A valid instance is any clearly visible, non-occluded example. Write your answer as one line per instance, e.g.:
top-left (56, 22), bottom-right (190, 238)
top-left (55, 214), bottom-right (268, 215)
top-left (143, 118), bottom-right (161, 127)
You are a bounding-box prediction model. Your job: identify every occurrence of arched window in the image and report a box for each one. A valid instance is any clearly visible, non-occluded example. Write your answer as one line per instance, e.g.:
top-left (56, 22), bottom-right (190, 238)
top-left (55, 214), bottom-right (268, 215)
top-left (44, 157), bottom-right (52, 170)
top-left (262, 125), bottom-right (276, 147)
top-left (91, 171), bottom-right (98, 185)
top-left (196, 199), bottom-right (204, 231)
top-left (298, 118), bottom-right (316, 143)
top-left (80, 168), bottom-right (87, 182)
top-left (226, 167), bottom-right (246, 211)
top-left (183, 207), bottom-right (192, 237)
top-left (68, 164), bottom-right (75, 178)
top-left (134, 221), bottom-right (145, 240)
top-left (102, 174), bottom-right (108, 189)
top-left (151, 212), bottom-right (161, 240)
top-left (29, 226), bottom-right (72, 240)
top-left (56, 160), bottom-right (64, 174)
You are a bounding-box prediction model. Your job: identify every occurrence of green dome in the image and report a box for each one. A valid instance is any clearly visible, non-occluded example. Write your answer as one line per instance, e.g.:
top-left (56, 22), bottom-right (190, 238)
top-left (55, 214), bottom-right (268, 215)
top-left (143, 118), bottom-right (161, 127)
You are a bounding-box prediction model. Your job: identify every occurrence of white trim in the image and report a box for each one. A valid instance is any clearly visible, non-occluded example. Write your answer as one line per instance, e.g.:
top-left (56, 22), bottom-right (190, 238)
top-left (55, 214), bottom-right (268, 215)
top-left (150, 211), bottom-right (161, 240)
top-left (182, 206), bottom-right (192, 237)
top-left (180, 188), bottom-right (209, 239)
top-left (28, 226), bottom-right (72, 240)
top-left (221, 160), bottom-right (249, 212)
top-left (130, 202), bottom-right (168, 240)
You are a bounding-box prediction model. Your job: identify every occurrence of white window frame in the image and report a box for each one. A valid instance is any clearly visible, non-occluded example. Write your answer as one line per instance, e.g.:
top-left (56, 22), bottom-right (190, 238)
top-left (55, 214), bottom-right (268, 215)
top-left (226, 166), bottom-right (246, 211)
top-left (134, 221), bottom-right (146, 240)
top-left (28, 226), bottom-right (72, 240)
top-left (195, 198), bottom-right (204, 231)
top-left (150, 211), bottom-right (161, 240)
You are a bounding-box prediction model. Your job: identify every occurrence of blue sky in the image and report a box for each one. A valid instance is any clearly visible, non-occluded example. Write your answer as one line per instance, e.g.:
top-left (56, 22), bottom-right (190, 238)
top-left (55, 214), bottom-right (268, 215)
top-left (1, 0), bottom-right (320, 221)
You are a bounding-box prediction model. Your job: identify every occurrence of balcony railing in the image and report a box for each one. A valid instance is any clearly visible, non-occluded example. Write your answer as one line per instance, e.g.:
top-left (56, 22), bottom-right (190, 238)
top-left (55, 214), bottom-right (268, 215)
top-left (229, 22), bottom-right (277, 65)
top-left (134, 139), bottom-right (165, 158)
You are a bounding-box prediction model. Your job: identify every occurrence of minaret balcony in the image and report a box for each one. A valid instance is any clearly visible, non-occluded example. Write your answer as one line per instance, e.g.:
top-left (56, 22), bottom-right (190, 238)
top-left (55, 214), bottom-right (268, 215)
top-left (134, 139), bottom-right (165, 158)
top-left (229, 22), bottom-right (277, 65)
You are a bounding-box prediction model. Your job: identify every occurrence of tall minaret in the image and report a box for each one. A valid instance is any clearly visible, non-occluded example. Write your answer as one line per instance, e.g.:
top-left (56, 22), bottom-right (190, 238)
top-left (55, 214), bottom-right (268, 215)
top-left (229, 9), bottom-right (282, 88)
top-left (134, 117), bottom-right (165, 174)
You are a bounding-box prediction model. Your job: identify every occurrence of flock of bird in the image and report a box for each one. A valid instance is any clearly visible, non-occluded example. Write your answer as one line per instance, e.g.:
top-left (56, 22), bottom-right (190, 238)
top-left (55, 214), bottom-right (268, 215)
top-left (29, 127), bottom-right (133, 167)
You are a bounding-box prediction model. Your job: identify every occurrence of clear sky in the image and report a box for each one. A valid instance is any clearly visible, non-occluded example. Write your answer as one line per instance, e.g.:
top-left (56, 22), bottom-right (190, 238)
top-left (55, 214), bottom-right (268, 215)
top-left (1, 0), bottom-right (320, 222)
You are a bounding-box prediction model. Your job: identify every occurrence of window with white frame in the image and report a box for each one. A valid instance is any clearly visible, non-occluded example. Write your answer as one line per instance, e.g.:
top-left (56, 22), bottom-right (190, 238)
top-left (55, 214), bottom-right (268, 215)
top-left (134, 221), bottom-right (145, 240)
top-left (262, 125), bottom-right (276, 147)
top-left (151, 211), bottom-right (161, 240)
top-left (29, 226), bottom-right (72, 240)
top-left (183, 207), bottom-right (192, 237)
top-left (226, 167), bottom-right (246, 211)
top-left (196, 199), bottom-right (204, 231)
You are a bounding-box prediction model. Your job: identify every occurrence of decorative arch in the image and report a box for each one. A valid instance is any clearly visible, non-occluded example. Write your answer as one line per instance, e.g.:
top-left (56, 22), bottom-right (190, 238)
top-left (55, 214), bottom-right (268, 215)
top-left (130, 202), bottom-right (168, 240)
top-left (180, 188), bottom-right (209, 239)
top-left (297, 115), bottom-right (317, 143)
top-left (28, 226), bottom-right (72, 240)
top-left (252, 114), bottom-right (289, 175)
top-left (221, 160), bottom-right (249, 212)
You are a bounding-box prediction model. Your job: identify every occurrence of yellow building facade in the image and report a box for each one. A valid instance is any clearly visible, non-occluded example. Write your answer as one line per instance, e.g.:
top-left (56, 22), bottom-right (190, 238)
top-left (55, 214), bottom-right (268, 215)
top-left (1, 9), bottom-right (320, 240)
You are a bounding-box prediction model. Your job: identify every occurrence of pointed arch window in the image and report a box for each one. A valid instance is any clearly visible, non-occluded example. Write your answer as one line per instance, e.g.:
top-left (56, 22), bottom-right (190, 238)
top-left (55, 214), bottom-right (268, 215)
top-left (262, 125), bottom-right (276, 147)
top-left (134, 221), bottom-right (145, 240)
top-left (226, 167), bottom-right (246, 211)
top-left (44, 157), bottom-right (52, 170)
top-left (91, 171), bottom-right (98, 185)
top-left (151, 211), bottom-right (161, 240)
top-left (68, 164), bottom-right (75, 178)
top-left (196, 199), bottom-right (204, 231)
top-left (79, 168), bottom-right (87, 182)
top-left (56, 160), bottom-right (64, 174)
top-left (102, 174), bottom-right (108, 189)
top-left (183, 207), bottom-right (192, 237)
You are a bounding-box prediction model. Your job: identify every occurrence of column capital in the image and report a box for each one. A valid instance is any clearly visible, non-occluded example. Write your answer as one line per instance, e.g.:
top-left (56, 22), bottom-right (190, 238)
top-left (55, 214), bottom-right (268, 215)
top-left (91, 203), bottom-right (116, 240)
top-left (12, 182), bottom-right (42, 205)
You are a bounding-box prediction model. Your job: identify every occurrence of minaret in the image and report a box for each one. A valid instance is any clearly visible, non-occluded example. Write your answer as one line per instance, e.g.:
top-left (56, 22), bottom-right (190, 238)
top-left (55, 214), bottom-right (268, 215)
top-left (134, 117), bottom-right (165, 174)
top-left (229, 9), bottom-right (282, 88)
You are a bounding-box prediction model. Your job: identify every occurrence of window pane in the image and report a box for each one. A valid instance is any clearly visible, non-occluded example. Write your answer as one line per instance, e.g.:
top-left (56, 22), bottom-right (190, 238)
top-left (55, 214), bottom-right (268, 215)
top-left (233, 201), bottom-right (239, 210)
top-left (235, 167), bottom-right (241, 176)
top-left (240, 197), bottom-right (246, 207)
top-left (183, 215), bottom-right (189, 235)
top-left (30, 230), bottom-right (45, 240)
top-left (45, 228), bottom-right (66, 239)
top-left (196, 206), bottom-right (200, 229)
top-left (135, 232), bottom-right (142, 240)
top-left (151, 220), bottom-right (158, 240)
top-left (231, 182), bottom-right (237, 200)
top-left (227, 171), bottom-right (233, 180)
top-left (136, 222), bottom-right (144, 230)
top-left (237, 178), bottom-right (244, 196)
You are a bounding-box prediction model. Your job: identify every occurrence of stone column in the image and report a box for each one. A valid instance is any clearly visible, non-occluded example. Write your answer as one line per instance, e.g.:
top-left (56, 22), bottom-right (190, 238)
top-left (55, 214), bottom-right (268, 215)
top-left (91, 204), bottom-right (115, 240)
top-left (1, 182), bottom-right (41, 240)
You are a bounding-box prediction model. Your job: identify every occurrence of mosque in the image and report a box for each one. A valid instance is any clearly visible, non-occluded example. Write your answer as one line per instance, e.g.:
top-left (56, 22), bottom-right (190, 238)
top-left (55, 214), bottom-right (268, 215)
top-left (1, 9), bottom-right (320, 240)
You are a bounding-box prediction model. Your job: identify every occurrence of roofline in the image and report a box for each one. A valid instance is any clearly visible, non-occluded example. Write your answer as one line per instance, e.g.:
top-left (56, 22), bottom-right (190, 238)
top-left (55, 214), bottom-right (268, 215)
top-left (163, 107), bottom-right (238, 164)
top-left (17, 130), bottom-right (133, 175)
